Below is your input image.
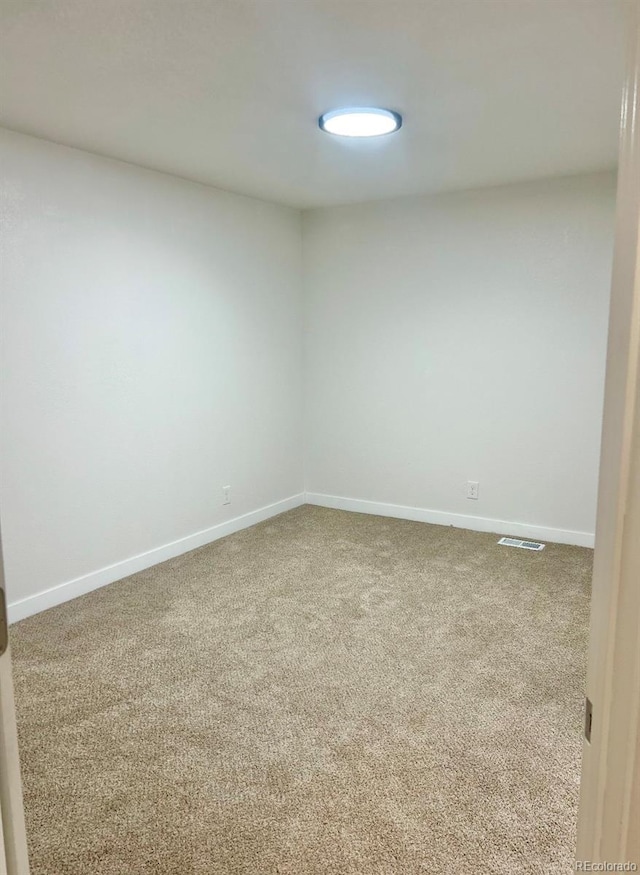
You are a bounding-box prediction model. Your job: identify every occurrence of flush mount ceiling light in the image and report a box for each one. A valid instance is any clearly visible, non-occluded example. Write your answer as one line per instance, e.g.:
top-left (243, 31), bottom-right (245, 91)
top-left (318, 107), bottom-right (402, 137)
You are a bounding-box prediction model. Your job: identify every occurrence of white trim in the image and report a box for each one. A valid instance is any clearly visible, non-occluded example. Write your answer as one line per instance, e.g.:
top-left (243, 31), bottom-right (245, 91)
top-left (8, 493), bottom-right (305, 624)
top-left (10, 490), bottom-right (593, 624)
top-left (305, 492), bottom-right (594, 548)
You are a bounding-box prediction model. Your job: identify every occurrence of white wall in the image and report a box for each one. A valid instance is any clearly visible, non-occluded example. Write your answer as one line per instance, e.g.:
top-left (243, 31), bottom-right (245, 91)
top-left (0, 129), bottom-right (303, 616)
top-left (303, 174), bottom-right (616, 545)
top-left (0, 133), bottom-right (617, 622)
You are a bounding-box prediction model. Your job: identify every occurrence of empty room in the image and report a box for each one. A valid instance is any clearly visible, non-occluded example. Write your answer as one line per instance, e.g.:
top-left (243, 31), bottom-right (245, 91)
top-left (1, 1), bottom-right (638, 873)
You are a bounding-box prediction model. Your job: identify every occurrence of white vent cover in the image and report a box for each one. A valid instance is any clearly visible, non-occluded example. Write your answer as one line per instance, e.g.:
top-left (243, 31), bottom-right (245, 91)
top-left (498, 537), bottom-right (545, 551)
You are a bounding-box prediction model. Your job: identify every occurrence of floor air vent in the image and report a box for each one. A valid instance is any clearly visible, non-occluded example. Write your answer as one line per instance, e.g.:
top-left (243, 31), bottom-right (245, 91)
top-left (498, 537), bottom-right (545, 551)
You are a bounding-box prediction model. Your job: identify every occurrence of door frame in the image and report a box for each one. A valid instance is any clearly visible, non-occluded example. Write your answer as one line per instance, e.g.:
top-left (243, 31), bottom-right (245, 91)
top-left (0, 532), bottom-right (29, 875)
top-left (576, 1), bottom-right (640, 866)
top-left (0, 653), bottom-right (29, 875)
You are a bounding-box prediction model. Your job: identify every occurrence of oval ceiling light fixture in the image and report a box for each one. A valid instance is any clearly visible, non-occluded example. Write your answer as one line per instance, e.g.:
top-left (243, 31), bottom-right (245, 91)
top-left (318, 107), bottom-right (402, 138)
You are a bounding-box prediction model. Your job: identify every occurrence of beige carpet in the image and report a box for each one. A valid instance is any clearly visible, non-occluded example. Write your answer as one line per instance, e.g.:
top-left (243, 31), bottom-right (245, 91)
top-left (11, 505), bottom-right (591, 874)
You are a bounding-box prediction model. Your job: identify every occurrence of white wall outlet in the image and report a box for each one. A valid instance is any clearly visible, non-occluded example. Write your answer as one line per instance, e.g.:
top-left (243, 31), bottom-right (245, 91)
top-left (467, 481), bottom-right (479, 500)
top-left (223, 485), bottom-right (231, 506)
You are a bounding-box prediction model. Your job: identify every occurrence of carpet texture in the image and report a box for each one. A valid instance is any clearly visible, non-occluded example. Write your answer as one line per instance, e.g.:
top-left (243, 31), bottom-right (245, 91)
top-left (11, 505), bottom-right (591, 874)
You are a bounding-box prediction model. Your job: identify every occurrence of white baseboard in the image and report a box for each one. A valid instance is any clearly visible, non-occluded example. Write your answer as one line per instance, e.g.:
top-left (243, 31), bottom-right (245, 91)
top-left (305, 492), bottom-right (594, 548)
top-left (8, 493), bottom-right (305, 624)
top-left (10, 490), bottom-right (592, 623)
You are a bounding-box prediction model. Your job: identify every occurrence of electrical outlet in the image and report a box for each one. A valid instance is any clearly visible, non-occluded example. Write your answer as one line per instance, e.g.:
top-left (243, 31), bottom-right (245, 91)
top-left (467, 481), bottom-right (479, 500)
top-left (223, 486), bottom-right (231, 506)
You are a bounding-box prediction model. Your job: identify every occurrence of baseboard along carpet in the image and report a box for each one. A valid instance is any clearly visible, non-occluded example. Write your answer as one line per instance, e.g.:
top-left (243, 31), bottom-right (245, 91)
top-left (11, 505), bottom-right (591, 874)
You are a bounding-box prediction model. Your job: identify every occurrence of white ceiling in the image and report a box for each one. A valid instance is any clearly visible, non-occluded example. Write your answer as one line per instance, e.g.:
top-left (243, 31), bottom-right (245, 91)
top-left (0, 0), bottom-right (629, 209)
